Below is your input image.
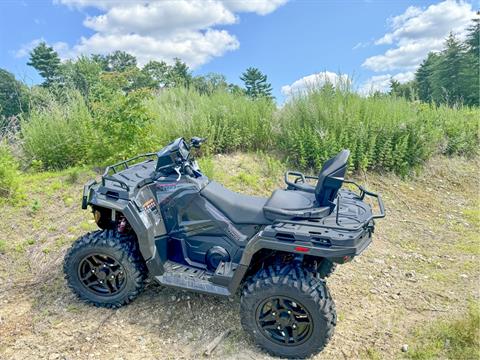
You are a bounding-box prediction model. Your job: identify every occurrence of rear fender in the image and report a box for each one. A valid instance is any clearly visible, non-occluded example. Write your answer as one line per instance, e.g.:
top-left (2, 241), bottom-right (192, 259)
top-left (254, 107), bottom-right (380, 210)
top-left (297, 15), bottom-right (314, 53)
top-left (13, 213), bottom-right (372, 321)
top-left (227, 229), bottom-right (370, 293)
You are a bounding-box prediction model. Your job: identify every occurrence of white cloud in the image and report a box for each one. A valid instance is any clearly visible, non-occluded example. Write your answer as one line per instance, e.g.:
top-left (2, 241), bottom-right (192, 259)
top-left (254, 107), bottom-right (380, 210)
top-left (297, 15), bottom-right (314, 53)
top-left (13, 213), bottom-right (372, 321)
top-left (39, 0), bottom-right (288, 68)
top-left (353, 41), bottom-right (369, 50)
top-left (57, 0), bottom-right (288, 14)
top-left (14, 38), bottom-right (72, 60)
top-left (82, 1), bottom-right (237, 35)
top-left (73, 30), bottom-right (239, 68)
top-left (363, 1), bottom-right (476, 72)
top-left (224, 0), bottom-right (288, 15)
top-left (281, 71), bottom-right (350, 97)
top-left (363, 38), bottom-right (445, 72)
top-left (359, 71), bottom-right (415, 95)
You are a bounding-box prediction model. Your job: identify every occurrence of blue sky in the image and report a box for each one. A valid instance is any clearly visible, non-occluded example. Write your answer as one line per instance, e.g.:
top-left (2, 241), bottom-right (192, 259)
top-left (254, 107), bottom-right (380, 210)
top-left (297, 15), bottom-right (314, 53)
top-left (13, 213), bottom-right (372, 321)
top-left (0, 0), bottom-right (477, 100)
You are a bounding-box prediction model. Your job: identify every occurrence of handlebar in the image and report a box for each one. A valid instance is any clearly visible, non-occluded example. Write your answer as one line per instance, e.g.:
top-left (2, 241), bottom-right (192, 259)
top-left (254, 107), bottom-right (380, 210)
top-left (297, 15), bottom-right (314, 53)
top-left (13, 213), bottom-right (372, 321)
top-left (183, 164), bottom-right (195, 177)
top-left (190, 137), bottom-right (207, 148)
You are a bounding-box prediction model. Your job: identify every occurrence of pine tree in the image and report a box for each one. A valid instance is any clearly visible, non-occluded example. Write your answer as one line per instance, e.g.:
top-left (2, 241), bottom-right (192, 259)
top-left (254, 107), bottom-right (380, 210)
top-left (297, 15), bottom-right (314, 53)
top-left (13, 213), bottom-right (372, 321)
top-left (389, 78), bottom-right (416, 100)
top-left (415, 52), bottom-right (440, 103)
top-left (436, 33), bottom-right (468, 106)
top-left (27, 42), bottom-right (61, 87)
top-left (240, 67), bottom-right (273, 99)
top-left (464, 16), bottom-right (480, 106)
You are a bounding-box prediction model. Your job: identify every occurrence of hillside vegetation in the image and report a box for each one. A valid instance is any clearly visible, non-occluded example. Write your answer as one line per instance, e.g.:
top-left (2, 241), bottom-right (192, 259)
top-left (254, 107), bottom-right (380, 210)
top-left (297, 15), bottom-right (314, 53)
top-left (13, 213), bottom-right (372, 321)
top-left (6, 87), bottom-right (480, 172)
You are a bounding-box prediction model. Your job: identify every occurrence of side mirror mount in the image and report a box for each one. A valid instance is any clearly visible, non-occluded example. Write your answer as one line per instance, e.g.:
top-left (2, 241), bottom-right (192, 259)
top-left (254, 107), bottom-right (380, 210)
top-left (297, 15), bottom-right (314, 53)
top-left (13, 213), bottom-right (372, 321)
top-left (190, 137), bottom-right (207, 148)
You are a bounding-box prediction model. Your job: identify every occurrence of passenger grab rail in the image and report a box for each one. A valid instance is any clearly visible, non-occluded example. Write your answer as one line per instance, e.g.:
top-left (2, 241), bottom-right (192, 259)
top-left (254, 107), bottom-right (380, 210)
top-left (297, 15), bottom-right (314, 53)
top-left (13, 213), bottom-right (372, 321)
top-left (278, 180), bottom-right (385, 232)
top-left (342, 179), bottom-right (385, 220)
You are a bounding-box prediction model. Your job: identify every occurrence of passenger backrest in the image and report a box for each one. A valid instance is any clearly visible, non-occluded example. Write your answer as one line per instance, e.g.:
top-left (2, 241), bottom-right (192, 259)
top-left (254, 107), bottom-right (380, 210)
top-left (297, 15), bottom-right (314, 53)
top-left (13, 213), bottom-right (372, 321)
top-left (315, 149), bottom-right (350, 207)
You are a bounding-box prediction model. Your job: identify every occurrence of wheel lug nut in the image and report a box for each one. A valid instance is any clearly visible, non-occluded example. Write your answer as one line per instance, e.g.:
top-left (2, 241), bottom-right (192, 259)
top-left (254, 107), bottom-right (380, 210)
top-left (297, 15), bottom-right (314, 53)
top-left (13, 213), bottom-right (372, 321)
top-left (91, 269), bottom-right (95, 273)
top-left (287, 310), bottom-right (291, 314)
top-left (272, 312), bottom-right (276, 316)
top-left (292, 324), bottom-right (297, 329)
top-left (277, 325), bottom-right (281, 330)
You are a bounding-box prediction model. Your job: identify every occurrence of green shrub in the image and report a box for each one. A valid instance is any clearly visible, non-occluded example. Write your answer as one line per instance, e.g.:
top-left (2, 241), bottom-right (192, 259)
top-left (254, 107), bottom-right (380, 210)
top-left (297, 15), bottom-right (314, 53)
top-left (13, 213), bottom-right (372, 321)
top-left (278, 88), bottom-right (478, 175)
top-left (0, 142), bottom-right (20, 200)
top-left (21, 91), bottom-right (94, 170)
top-left (90, 88), bottom-right (154, 162)
top-left (437, 106), bottom-right (480, 155)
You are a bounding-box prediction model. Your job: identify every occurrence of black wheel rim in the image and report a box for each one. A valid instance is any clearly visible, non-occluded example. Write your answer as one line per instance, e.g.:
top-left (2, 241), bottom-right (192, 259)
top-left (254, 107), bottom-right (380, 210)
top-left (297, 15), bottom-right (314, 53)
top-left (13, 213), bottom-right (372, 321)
top-left (78, 253), bottom-right (126, 296)
top-left (256, 296), bottom-right (313, 346)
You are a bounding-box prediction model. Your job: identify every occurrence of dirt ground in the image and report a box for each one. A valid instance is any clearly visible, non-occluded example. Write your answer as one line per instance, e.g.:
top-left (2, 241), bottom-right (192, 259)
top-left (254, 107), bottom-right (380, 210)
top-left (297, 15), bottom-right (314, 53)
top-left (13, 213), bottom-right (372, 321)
top-left (0, 154), bottom-right (479, 360)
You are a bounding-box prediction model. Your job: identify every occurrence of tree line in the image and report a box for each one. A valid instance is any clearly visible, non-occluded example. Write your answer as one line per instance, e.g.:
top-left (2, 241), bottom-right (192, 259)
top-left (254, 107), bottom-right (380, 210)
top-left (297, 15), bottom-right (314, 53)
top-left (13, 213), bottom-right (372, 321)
top-left (1, 17), bottom-right (478, 121)
top-left (389, 17), bottom-right (479, 107)
top-left (0, 45), bottom-right (273, 119)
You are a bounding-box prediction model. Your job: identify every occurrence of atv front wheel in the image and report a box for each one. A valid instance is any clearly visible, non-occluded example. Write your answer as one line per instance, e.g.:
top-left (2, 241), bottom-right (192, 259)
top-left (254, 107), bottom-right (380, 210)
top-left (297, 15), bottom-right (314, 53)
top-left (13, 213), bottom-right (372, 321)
top-left (240, 264), bottom-right (336, 358)
top-left (64, 230), bottom-right (146, 308)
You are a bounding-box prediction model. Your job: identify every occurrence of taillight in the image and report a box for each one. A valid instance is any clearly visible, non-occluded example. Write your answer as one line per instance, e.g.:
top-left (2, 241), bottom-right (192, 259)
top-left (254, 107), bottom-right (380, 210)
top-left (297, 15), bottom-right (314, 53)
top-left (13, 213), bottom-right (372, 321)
top-left (294, 246), bottom-right (310, 253)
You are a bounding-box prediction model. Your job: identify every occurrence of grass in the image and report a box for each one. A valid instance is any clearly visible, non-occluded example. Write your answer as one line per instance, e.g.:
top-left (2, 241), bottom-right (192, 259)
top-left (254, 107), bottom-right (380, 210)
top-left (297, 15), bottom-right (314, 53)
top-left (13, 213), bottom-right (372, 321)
top-left (21, 91), bottom-right (94, 170)
top-left (0, 141), bottom-right (21, 201)
top-left (406, 302), bottom-right (480, 359)
top-left (363, 347), bottom-right (383, 360)
top-left (278, 88), bottom-right (479, 174)
top-left (0, 239), bottom-right (6, 254)
top-left (13, 87), bottom-right (479, 175)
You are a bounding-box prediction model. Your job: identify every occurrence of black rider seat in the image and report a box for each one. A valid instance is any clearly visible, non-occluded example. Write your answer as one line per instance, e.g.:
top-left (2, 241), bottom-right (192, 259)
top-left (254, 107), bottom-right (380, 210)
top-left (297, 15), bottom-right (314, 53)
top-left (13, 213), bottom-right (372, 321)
top-left (201, 181), bottom-right (269, 225)
top-left (201, 181), bottom-right (328, 225)
top-left (201, 150), bottom-right (350, 225)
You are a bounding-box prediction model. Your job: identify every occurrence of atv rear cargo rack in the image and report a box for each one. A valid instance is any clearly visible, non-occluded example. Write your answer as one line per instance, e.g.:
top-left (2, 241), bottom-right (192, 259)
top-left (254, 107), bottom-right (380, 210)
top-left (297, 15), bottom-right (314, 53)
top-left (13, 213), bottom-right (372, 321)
top-left (276, 180), bottom-right (385, 232)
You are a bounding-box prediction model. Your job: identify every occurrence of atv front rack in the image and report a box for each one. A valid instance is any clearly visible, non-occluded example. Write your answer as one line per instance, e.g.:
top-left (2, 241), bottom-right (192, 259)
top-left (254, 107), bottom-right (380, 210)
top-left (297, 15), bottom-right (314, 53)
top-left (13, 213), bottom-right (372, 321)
top-left (81, 153), bottom-right (158, 208)
top-left (101, 153), bottom-right (158, 191)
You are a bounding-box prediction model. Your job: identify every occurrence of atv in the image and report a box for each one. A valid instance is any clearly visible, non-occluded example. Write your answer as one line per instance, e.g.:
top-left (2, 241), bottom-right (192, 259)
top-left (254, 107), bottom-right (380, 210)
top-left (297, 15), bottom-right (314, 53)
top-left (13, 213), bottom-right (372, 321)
top-left (64, 137), bottom-right (384, 358)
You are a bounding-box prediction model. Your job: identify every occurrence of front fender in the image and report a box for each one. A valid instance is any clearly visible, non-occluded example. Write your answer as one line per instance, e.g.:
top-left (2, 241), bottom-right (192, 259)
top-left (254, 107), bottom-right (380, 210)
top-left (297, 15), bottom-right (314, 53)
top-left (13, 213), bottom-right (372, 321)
top-left (88, 186), bottom-right (166, 274)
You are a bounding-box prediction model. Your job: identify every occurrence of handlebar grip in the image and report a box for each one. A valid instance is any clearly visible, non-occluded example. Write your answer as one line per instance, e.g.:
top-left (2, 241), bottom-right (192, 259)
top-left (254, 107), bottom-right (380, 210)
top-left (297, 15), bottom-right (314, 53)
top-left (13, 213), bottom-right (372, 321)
top-left (184, 165), bottom-right (194, 177)
top-left (191, 137), bottom-right (207, 148)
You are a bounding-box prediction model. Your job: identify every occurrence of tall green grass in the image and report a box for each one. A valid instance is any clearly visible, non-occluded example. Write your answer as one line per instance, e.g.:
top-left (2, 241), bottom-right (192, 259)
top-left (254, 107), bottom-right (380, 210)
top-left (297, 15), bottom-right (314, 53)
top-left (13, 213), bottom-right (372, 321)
top-left (21, 91), bottom-right (94, 169)
top-left (17, 87), bottom-right (479, 174)
top-left (138, 88), bottom-right (276, 154)
top-left (279, 87), bottom-right (478, 174)
top-left (0, 141), bottom-right (21, 200)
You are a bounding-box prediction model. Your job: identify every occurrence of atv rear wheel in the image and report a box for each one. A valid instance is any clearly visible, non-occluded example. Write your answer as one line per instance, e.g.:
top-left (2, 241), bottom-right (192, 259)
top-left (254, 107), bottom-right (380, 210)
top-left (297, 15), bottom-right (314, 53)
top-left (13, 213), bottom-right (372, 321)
top-left (64, 230), bottom-right (146, 308)
top-left (240, 264), bottom-right (336, 359)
